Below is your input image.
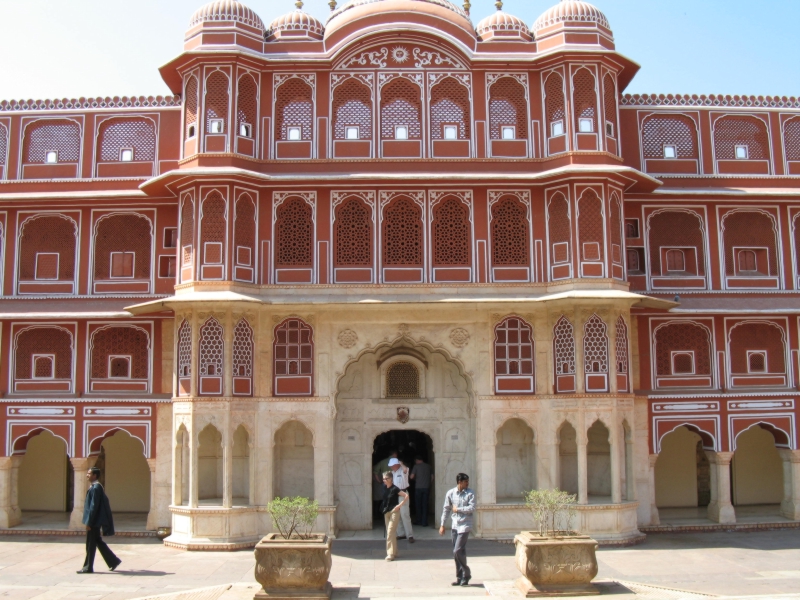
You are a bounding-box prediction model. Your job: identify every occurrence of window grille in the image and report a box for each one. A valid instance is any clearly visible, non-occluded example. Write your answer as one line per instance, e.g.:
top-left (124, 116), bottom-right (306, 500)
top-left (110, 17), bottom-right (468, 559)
top-left (578, 190), bottom-right (604, 261)
top-left (583, 315), bottom-right (608, 373)
top-left (275, 78), bottom-right (313, 141)
top-left (15, 327), bottom-right (72, 380)
top-left (0, 123), bottom-right (8, 166)
top-left (177, 320), bottom-right (192, 377)
top-left (24, 119), bottom-right (81, 163)
top-left (185, 76), bottom-right (199, 137)
top-left (380, 78), bottom-right (422, 140)
top-left (626, 249), bottom-right (640, 272)
top-left (548, 194), bottom-right (571, 263)
top-left (432, 198), bottom-right (470, 266)
top-left (236, 74), bottom-right (258, 136)
top-left (489, 77), bottom-right (527, 140)
top-left (199, 317), bottom-right (223, 377)
top-left (648, 211), bottom-right (705, 277)
top-left (94, 214), bottom-right (152, 281)
top-left (386, 361), bottom-right (420, 398)
top-left (722, 210), bottom-right (777, 276)
top-left (642, 115), bottom-right (699, 159)
top-left (665, 249), bottom-right (685, 272)
top-left (234, 196), bottom-right (256, 266)
top-left (672, 353), bottom-right (694, 374)
top-left (494, 317), bottom-right (534, 377)
top-left (19, 215), bottom-right (76, 281)
top-left (91, 326), bottom-right (148, 379)
top-left (603, 74), bottom-right (617, 136)
top-left (233, 319), bottom-right (254, 378)
top-left (34, 356), bottom-right (54, 378)
top-left (730, 322), bottom-right (784, 374)
top-left (573, 70), bottom-right (597, 133)
top-left (610, 196), bottom-right (622, 265)
top-left (274, 318), bottom-right (313, 377)
top-left (180, 199), bottom-right (195, 268)
top-left (430, 77), bottom-right (470, 140)
top-left (99, 118), bottom-right (156, 162)
top-left (275, 197), bottom-right (314, 267)
top-left (553, 316), bottom-right (575, 375)
top-left (615, 316), bottom-right (629, 374)
top-left (334, 198), bottom-right (372, 266)
top-left (714, 116), bottom-right (769, 160)
top-left (655, 322), bottom-right (711, 376)
top-left (333, 79), bottom-right (372, 140)
top-left (748, 352), bottom-right (766, 373)
top-left (205, 72), bottom-right (230, 133)
top-left (785, 118), bottom-right (800, 161)
top-left (382, 197), bottom-right (423, 266)
top-left (201, 192), bottom-right (226, 266)
top-left (491, 197), bottom-right (528, 266)
top-left (545, 73), bottom-right (565, 134)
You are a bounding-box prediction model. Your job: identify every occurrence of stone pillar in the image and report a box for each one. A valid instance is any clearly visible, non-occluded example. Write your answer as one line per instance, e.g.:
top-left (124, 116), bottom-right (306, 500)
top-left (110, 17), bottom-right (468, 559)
top-left (648, 454), bottom-right (660, 525)
top-left (577, 435), bottom-right (588, 505)
top-left (608, 317), bottom-right (619, 394)
top-left (574, 316), bottom-right (585, 394)
top-left (223, 436), bottom-right (233, 509)
top-left (0, 456), bottom-right (22, 528)
top-left (610, 422), bottom-right (622, 504)
top-left (189, 426), bottom-right (199, 508)
top-left (548, 439), bottom-right (560, 492)
top-left (779, 449), bottom-right (800, 520)
top-left (190, 310), bottom-right (199, 398)
top-left (69, 457), bottom-right (97, 530)
top-left (145, 458), bottom-right (158, 530)
top-left (223, 310), bottom-right (233, 398)
top-left (706, 451), bottom-right (735, 524)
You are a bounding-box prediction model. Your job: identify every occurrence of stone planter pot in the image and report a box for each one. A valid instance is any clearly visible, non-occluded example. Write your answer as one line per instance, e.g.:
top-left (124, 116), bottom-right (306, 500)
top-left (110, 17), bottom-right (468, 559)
top-left (514, 531), bottom-right (599, 597)
top-left (253, 533), bottom-right (332, 600)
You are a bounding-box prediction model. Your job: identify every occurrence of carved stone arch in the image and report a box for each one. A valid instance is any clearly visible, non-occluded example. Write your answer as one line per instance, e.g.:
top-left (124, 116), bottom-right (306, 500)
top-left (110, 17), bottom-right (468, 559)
top-left (272, 416), bottom-right (317, 447)
top-left (656, 422), bottom-right (716, 453)
top-left (21, 117), bottom-right (82, 166)
top-left (646, 207), bottom-right (708, 280)
top-left (572, 67), bottom-right (598, 133)
top-left (18, 213), bottom-right (79, 283)
top-left (720, 208), bottom-right (780, 278)
top-left (13, 324), bottom-right (74, 381)
top-left (89, 323), bottom-right (151, 380)
top-left (711, 113), bottom-right (771, 161)
top-left (576, 188), bottom-right (606, 265)
top-left (496, 413), bottom-right (537, 438)
top-left (543, 70), bottom-right (566, 138)
top-left (87, 426), bottom-right (148, 458)
top-left (331, 34), bottom-right (469, 71)
top-left (733, 421), bottom-right (792, 450)
top-left (727, 319), bottom-right (788, 376)
top-left (92, 212), bottom-right (154, 282)
top-left (783, 115), bottom-right (800, 162)
top-left (641, 112), bottom-right (700, 160)
top-left (653, 320), bottom-right (714, 377)
top-left (274, 75), bottom-right (315, 142)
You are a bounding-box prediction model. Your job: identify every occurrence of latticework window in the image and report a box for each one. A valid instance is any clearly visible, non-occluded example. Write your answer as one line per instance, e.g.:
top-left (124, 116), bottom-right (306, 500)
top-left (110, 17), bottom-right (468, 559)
top-left (380, 78), bottom-right (422, 140)
top-left (573, 69), bottom-right (597, 132)
top-left (721, 210), bottom-right (778, 276)
top-left (648, 210), bottom-right (705, 276)
top-left (0, 123), bottom-right (8, 166)
top-left (275, 78), bottom-right (313, 141)
top-left (274, 318), bottom-right (313, 377)
top-left (19, 215), bottom-right (77, 280)
top-left (578, 190), bottom-right (604, 262)
top-left (729, 322), bottom-right (785, 374)
top-left (545, 73), bottom-right (565, 134)
top-left (185, 76), bottom-right (199, 136)
top-left (234, 195), bottom-right (256, 266)
top-left (233, 319), bottom-right (254, 378)
top-left (382, 197), bottom-right (422, 266)
top-left (199, 317), bottom-right (223, 377)
top-left (275, 197), bottom-right (314, 267)
top-left (642, 115), bottom-right (699, 159)
top-left (15, 327), bottom-right (72, 379)
top-left (180, 198), bottom-right (195, 268)
top-left (91, 326), bottom-right (149, 379)
top-left (655, 322), bottom-right (711, 376)
top-left (386, 361), bottom-right (419, 398)
top-left (430, 77), bottom-right (471, 140)
top-left (432, 198), bottom-right (470, 266)
top-left (548, 194), bottom-right (571, 264)
top-left (98, 118), bottom-right (156, 162)
top-left (201, 192), bottom-right (226, 266)
top-left (714, 116), bottom-right (769, 160)
top-left (205, 71), bottom-right (230, 132)
top-left (94, 214), bottom-right (152, 280)
top-left (554, 316), bottom-right (576, 375)
top-left (334, 198), bottom-right (372, 266)
top-left (583, 315), bottom-right (608, 374)
top-left (610, 195), bottom-right (623, 265)
top-left (603, 74), bottom-right (617, 136)
top-left (489, 77), bottom-right (528, 140)
top-left (785, 118), bottom-right (800, 161)
top-left (237, 74), bottom-right (258, 135)
top-left (333, 79), bottom-right (372, 140)
top-left (24, 119), bottom-right (81, 163)
top-left (615, 316), bottom-right (629, 374)
top-left (491, 197), bottom-right (528, 266)
top-left (495, 317), bottom-right (534, 377)
top-left (177, 320), bottom-right (192, 377)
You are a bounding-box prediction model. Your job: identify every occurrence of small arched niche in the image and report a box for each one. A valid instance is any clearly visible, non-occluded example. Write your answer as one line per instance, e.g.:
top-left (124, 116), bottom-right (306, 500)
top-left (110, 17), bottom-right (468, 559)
top-left (18, 430), bottom-right (69, 512)
top-left (198, 423), bottom-right (223, 504)
top-left (587, 420), bottom-right (611, 499)
top-left (232, 425), bottom-right (251, 505)
top-left (655, 425), bottom-right (708, 508)
top-left (558, 421), bottom-right (578, 495)
top-left (174, 425), bottom-right (190, 506)
top-left (495, 419), bottom-right (535, 503)
top-left (274, 420), bottom-right (314, 500)
top-left (733, 424), bottom-right (784, 506)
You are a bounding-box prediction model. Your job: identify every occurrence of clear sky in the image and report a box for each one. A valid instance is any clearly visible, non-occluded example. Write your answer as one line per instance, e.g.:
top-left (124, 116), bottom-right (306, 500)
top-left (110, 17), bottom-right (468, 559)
top-left (0, 0), bottom-right (796, 100)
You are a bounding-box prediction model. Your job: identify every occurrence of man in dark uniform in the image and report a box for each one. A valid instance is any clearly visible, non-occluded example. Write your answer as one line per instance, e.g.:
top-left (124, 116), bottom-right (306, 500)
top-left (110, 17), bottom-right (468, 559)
top-left (77, 467), bottom-right (121, 574)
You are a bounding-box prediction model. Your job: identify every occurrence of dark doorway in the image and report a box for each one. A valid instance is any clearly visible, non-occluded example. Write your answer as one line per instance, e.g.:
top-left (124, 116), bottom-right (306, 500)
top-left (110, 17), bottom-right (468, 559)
top-left (372, 430), bottom-right (434, 528)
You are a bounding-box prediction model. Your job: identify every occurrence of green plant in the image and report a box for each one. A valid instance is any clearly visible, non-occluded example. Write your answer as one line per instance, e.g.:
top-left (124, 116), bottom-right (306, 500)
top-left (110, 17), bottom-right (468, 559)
top-left (523, 488), bottom-right (577, 537)
top-left (266, 496), bottom-right (319, 540)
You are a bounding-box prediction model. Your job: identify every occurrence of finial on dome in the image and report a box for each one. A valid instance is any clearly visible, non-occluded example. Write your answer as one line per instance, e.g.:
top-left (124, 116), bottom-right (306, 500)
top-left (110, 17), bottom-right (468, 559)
top-left (463, 1), bottom-right (471, 16)
top-left (295, 0), bottom-right (304, 10)
top-left (329, 0), bottom-right (337, 11)
top-left (495, 1), bottom-right (503, 10)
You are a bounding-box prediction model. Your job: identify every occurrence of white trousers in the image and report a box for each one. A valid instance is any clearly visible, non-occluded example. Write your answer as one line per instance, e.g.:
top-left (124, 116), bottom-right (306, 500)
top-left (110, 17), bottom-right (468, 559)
top-left (396, 495), bottom-right (414, 538)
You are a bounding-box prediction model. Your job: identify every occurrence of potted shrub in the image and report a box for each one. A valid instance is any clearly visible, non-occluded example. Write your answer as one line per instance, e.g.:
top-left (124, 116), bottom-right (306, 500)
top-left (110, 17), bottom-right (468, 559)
top-left (253, 497), bottom-right (332, 600)
top-left (514, 489), bottom-right (599, 597)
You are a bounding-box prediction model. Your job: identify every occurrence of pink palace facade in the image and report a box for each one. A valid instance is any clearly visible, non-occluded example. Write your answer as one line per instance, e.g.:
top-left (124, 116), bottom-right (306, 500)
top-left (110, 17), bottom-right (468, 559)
top-left (0, 0), bottom-right (798, 548)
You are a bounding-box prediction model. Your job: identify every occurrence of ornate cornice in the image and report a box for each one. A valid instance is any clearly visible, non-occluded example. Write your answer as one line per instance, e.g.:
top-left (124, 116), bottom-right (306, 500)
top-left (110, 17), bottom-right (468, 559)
top-left (0, 96), bottom-right (180, 112)
top-left (622, 93), bottom-right (800, 109)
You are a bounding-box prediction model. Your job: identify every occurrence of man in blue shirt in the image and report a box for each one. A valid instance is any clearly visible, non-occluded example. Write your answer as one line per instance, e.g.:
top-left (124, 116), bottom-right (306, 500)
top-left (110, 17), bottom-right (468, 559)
top-left (439, 473), bottom-right (475, 587)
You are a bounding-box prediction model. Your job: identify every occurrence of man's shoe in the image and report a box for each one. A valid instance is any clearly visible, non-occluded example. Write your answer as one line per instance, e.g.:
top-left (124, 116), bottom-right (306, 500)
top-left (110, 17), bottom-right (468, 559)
top-left (408, 537), bottom-right (415, 543)
top-left (451, 580), bottom-right (463, 586)
top-left (397, 535), bottom-right (407, 540)
top-left (76, 568), bottom-right (93, 574)
top-left (110, 560), bottom-right (121, 572)
top-left (385, 556), bottom-right (395, 562)
top-left (460, 577), bottom-right (471, 587)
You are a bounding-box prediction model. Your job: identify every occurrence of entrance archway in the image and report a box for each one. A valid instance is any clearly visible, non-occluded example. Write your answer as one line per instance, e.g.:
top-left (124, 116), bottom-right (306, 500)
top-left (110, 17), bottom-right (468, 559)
top-left (655, 425), bottom-right (711, 508)
top-left (18, 430), bottom-right (70, 513)
top-left (96, 430), bottom-right (150, 513)
top-left (733, 424), bottom-right (784, 506)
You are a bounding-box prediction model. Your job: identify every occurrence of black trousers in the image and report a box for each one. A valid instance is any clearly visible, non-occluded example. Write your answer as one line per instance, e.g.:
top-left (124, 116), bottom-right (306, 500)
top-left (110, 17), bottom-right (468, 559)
top-left (83, 526), bottom-right (119, 571)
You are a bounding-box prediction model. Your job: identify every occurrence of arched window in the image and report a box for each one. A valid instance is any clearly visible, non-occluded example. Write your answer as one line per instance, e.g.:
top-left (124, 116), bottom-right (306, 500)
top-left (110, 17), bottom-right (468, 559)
top-left (274, 318), bottom-right (313, 396)
top-left (381, 78), bottom-right (422, 140)
top-left (616, 316), bottom-right (629, 391)
top-left (233, 195), bottom-right (256, 282)
top-left (184, 76), bottom-right (199, 138)
top-left (432, 197), bottom-right (471, 268)
top-left (200, 192), bottom-right (227, 279)
top-left (785, 117), bottom-right (800, 161)
top-left (14, 326), bottom-right (73, 387)
top-left (198, 317), bottom-right (223, 395)
top-left (180, 197), bottom-right (195, 282)
top-left (334, 197), bottom-right (372, 268)
top-left (721, 210), bottom-right (778, 278)
top-left (610, 195), bottom-right (623, 270)
top-left (603, 73), bottom-right (617, 138)
top-left (386, 362), bottom-right (420, 398)
top-left (18, 215), bottom-right (77, 291)
top-left (554, 316), bottom-right (576, 374)
top-left (548, 193), bottom-right (571, 269)
top-left (647, 210), bottom-right (706, 281)
top-left (430, 77), bottom-right (471, 140)
top-left (714, 115), bottom-right (769, 160)
top-left (489, 77), bottom-right (528, 141)
top-left (382, 196), bottom-right (423, 267)
top-left (495, 317), bottom-right (534, 394)
top-left (93, 213), bottom-right (152, 283)
top-left (665, 249), bottom-right (686, 272)
top-left (544, 72), bottom-right (565, 139)
top-left (97, 118), bottom-right (156, 163)
top-left (205, 71), bottom-right (230, 134)
top-left (90, 326), bottom-right (149, 390)
top-left (177, 319), bottom-right (192, 395)
top-left (236, 73), bottom-right (258, 139)
top-left (23, 119), bottom-right (81, 164)
top-left (655, 322), bottom-right (712, 382)
top-left (232, 318), bottom-right (254, 396)
top-left (578, 190), bottom-right (604, 268)
top-left (275, 78), bottom-right (313, 141)
top-left (0, 123), bottom-right (8, 170)
top-left (491, 197), bottom-right (529, 268)
top-left (729, 322), bottom-right (786, 378)
top-left (332, 78), bottom-right (372, 140)
top-left (626, 249), bottom-right (640, 272)
top-left (642, 115), bottom-right (699, 160)
top-left (573, 69), bottom-right (597, 134)
top-left (275, 197), bottom-right (314, 268)
top-left (584, 315), bottom-right (609, 393)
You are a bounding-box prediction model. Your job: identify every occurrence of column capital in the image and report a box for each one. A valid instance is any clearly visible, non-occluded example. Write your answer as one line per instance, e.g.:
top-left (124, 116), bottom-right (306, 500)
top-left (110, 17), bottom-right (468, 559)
top-left (146, 458), bottom-right (157, 471)
top-left (648, 453), bottom-right (659, 467)
top-left (778, 448), bottom-right (800, 463)
top-left (706, 451), bottom-right (733, 465)
top-left (70, 457), bottom-right (92, 469)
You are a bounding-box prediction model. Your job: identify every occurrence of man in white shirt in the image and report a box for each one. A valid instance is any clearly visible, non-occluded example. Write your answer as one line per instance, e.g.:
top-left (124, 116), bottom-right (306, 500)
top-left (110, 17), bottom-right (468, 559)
top-left (388, 458), bottom-right (414, 543)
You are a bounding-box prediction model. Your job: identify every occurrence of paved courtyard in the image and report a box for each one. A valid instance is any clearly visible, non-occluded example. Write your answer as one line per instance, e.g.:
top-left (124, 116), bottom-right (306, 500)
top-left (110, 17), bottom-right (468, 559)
top-left (0, 529), bottom-right (798, 599)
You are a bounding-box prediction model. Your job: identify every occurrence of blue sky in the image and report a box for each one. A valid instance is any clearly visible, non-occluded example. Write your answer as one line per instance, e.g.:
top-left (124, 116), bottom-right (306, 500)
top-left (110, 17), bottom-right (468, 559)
top-left (0, 0), bottom-right (796, 99)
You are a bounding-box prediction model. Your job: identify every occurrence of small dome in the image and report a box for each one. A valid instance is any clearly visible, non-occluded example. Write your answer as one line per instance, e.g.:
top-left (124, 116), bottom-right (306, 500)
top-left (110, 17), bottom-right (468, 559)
top-left (189, 0), bottom-right (265, 31)
top-left (476, 2), bottom-right (531, 41)
top-left (532, 0), bottom-right (610, 33)
top-left (267, 3), bottom-right (325, 40)
top-left (328, 0), bottom-right (469, 23)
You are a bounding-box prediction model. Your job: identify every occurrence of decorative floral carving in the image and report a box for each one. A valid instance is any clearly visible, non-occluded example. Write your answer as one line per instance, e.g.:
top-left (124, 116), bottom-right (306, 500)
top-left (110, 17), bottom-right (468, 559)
top-left (339, 47), bottom-right (389, 69)
top-left (413, 47), bottom-right (463, 69)
top-left (398, 323), bottom-right (410, 335)
top-left (391, 46), bottom-right (410, 63)
top-left (338, 329), bottom-right (358, 349)
top-left (450, 328), bottom-right (470, 348)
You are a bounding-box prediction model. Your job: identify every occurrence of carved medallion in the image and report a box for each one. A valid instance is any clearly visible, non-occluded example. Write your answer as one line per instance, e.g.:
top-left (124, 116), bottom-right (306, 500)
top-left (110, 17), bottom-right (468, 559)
top-left (449, 328), bottom-right (470, 348)
top-left (338, 329), bottom-right (358, 349)
top-left (397, 407), bottom-right (410, 424)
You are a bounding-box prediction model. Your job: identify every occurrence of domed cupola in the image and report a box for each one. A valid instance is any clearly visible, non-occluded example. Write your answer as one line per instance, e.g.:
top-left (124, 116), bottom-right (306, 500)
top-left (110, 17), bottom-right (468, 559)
top-left (532, 0), bottom-right (613, 50)
top-left (185, 0), bottom-right (265, 50)
top-left (476, 1), bottom-right (532, 42)
top-left (266, 1), bottom-right (325, 41)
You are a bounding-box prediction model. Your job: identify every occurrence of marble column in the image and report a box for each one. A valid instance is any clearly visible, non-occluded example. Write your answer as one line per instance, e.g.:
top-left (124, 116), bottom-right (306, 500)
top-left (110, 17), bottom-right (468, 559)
top-left (0, 456), bottom-right (22, 528)
top-left (577, 437), bottom-right (588, 505)
top-left (778, 449), bottom-right (800, 520)
top-left (223, 436), bottom-right (233, 509)
top-left (648, 454), bottom-right (660, 525)
top-left (706, 451), bottom-right (736, 524)
top-left (610, 423), bottom-right (622, 504)
top-left (145, 458), bottom-right (158, 530)
top-left (189, 426), bottom-right (199, 508)
top-left (68, 457), bottom-right (97, 530)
